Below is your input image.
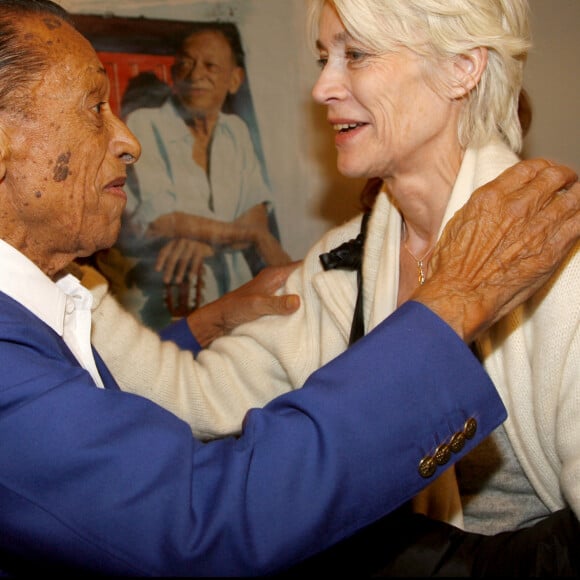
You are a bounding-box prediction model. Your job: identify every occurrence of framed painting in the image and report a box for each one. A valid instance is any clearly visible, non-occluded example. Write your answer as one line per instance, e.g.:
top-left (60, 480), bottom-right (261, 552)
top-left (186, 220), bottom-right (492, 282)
top-left (73, 13), bottom-right (282, 330)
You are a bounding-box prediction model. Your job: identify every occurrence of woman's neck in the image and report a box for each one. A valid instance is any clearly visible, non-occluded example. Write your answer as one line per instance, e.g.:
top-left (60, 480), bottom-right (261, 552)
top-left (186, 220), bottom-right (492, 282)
top-left (388, 147), bottom-right (466, 304)
top-left (385, 145), bottom-right (465, 247)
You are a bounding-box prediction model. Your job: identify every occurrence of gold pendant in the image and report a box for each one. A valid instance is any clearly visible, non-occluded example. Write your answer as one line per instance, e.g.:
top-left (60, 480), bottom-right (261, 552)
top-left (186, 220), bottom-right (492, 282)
top-left (417, 260), bottom-right (425, 286)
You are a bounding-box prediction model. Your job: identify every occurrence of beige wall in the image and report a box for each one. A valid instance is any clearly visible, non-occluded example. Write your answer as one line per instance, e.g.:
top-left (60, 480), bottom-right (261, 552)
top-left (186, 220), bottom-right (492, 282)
top-left (523, 0), bottom-right (579, 172)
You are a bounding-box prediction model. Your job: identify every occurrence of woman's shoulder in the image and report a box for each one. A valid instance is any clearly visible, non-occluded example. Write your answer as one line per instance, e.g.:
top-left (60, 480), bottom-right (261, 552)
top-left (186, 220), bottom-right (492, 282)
top-left (314, 213), bottom-right (365, 254)
top-left (299, 213), bottom-right (367, 273)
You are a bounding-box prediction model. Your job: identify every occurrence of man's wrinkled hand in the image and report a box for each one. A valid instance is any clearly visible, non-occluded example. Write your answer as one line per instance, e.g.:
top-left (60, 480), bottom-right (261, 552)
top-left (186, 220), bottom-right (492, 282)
top-left (414, 158), bottom-right (580, 343)
top-left (186, 262), bottom-right (301, 348)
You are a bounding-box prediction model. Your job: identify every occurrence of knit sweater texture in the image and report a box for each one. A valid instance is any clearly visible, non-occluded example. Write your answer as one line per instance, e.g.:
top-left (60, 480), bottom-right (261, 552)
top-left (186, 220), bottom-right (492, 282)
top-left (89, 140), bottom-right (580, 527)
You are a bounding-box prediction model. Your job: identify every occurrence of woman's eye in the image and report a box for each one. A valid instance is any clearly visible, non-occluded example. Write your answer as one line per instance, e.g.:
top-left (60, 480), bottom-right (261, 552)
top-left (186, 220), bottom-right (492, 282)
top-left (346, 49), bottom-right (366, 62)
top-left (316, 56), bottom-right (328, 69)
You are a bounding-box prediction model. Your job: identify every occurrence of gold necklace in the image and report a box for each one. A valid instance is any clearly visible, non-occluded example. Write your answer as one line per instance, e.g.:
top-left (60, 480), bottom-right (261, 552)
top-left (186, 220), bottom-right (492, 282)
top-left (402, 224), bottom-right (434, 286)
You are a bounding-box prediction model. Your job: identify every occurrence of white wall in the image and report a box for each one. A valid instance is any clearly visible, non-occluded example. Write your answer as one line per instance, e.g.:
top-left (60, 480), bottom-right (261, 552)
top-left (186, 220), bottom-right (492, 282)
top-left (63, 0), bottom-right (579, 260)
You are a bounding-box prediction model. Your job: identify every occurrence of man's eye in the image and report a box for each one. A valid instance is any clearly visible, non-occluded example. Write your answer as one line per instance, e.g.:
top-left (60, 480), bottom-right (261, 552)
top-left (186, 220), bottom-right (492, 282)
top-left (316, 56), bottom-right (328, 69)
top-left (92, 102), bottom-right (105, 114)
top-left (174, 58), bottom-right (195, 75)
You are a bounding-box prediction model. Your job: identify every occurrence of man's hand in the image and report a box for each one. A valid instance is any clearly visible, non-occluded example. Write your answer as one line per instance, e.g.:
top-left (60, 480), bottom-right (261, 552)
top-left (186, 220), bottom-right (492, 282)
top-left (414, 159), bottom-right (580, 343)
top-left (155, 238), bottom-right (214, 284)
top-left (186, 262), bottom-right (301, 348)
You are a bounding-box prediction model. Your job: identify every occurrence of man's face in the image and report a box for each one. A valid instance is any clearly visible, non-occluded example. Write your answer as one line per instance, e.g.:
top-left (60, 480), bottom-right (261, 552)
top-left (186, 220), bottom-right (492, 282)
top-left (0, 15), bottom-right (140, 276)
top-left (172, 30), bottom-right (244, 120)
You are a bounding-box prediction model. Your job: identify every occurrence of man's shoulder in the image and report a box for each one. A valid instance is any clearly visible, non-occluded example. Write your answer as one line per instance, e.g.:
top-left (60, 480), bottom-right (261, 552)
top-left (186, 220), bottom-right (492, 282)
top-left (0, 290), bottom-right (65, 358)
top-left (217, 112), bottom-right (252, 139)
top-left (0, 290), bottom-right (36, 324)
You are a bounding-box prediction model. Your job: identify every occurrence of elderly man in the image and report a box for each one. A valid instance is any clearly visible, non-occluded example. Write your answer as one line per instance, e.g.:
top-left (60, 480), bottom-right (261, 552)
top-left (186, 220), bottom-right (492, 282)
top-left (0, 0), bottom-right (579, 576)
top-left (103, 21), bottom-right (291, 330)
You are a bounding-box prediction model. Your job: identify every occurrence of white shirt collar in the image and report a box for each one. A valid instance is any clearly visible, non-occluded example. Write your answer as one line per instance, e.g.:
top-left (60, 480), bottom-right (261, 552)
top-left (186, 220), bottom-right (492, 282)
top-left (0, 239), bottom-right (104, 387)
top-left (0, 239), bottom-right (68, 334)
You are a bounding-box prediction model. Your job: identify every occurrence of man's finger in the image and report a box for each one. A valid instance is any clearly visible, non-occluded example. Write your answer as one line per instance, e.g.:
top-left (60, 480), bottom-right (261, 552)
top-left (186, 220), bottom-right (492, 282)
top-left (523, 162), bottom-right (579, 211)
top-left (261, 294), bottom-right (301, 315)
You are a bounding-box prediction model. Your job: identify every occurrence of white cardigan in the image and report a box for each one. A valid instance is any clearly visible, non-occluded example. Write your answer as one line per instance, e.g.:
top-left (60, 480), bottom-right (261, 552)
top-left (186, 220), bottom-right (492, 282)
top-left (89, 140), bottom-right (580, 521)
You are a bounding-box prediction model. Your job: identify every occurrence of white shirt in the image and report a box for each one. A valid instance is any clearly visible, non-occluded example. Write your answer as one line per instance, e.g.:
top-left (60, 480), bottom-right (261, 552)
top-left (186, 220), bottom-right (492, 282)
top-left (0, 239), bottom-right (104, 388)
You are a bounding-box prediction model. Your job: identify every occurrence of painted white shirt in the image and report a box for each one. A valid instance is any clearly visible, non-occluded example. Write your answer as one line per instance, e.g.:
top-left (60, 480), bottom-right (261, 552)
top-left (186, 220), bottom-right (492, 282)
top-left (108, 99), bottom-right (273, 329)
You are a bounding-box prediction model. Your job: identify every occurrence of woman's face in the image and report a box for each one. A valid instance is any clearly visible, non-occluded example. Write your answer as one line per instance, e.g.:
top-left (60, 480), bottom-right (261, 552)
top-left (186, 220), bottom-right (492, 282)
top-left (312, 2), bottom-right (460, 180)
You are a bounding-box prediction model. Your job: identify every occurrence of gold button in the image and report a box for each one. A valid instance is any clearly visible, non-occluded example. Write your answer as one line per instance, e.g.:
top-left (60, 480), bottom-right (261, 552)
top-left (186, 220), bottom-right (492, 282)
top-left (463, 418), bottom-right (477, 439)
top-left (418, 456), bottom-right (436, 478)
top-left (450, 432), bottom-right (466, 453)
top-left (434, 443), bottom-right (451, 466)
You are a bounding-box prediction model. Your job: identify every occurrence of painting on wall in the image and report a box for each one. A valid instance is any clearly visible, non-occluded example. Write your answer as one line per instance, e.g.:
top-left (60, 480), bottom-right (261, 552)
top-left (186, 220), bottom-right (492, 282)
top-left (72, 12), bottom-right (290, 331)
top-left (72, 14), bottom-right (266, 168)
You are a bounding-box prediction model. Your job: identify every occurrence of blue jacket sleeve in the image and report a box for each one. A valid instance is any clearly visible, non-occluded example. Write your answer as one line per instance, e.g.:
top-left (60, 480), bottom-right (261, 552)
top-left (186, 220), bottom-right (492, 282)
top-left (0, 299), bottom-right (506, 577)
top-left (159, 317), bottom-right (202, 354)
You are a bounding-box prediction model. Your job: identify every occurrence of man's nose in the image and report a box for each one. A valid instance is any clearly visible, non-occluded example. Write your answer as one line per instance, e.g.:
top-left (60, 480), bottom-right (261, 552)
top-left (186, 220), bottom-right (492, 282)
top-left (186, 61), bottom-right (205, 79)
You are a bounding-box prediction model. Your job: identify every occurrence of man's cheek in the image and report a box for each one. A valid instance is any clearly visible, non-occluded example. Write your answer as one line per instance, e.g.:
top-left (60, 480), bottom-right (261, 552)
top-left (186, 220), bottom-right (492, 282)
top-left (52, 151), bottom-right (72, 183)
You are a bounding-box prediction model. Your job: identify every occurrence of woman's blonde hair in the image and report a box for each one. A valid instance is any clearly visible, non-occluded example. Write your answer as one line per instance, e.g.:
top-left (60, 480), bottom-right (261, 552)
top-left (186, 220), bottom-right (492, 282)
top-left (307, 0), bottom-right (531, 152)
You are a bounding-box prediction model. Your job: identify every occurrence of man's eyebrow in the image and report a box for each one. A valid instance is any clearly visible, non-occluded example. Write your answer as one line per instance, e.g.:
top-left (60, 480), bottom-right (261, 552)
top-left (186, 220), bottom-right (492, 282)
top-left (85, 67), bottom-right (108, 98)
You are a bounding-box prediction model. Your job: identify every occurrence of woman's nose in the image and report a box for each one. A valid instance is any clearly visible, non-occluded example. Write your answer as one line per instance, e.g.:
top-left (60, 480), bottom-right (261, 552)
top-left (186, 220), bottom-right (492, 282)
top-left (311, 63), bottom-right (346, 104)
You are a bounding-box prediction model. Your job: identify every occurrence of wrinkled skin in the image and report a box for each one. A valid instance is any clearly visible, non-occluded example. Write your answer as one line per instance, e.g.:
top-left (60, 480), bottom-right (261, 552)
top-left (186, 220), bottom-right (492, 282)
top-left (0, 15), bottom-right (140, 278)
top-left (312, 2), bottom-right (465, 183)
top-left (186, 261), bottom-right (301, 347)
top-left (414, 158), bottom-right (580, 343)
top-left (311, 4), bottom-right (580, 345)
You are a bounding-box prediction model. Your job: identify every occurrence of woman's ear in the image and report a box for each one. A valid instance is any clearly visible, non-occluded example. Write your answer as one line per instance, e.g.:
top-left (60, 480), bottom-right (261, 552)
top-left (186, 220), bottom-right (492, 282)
top-left (450, 47), bottom-right (488, 99)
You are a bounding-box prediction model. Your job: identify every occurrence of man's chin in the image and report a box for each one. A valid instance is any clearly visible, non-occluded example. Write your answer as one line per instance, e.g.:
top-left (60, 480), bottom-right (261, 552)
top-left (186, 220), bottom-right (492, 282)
top-left (93, 225), bottom-right (122, 255)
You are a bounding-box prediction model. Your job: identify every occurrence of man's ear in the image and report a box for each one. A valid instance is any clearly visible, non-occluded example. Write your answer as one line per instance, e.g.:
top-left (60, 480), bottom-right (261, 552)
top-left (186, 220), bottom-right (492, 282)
top-left (228, 66), bottom-right (245, 96)
top-left (450, 47), bottom-right (488, 99)
top-left (0, 124), bottom-right (9, 182)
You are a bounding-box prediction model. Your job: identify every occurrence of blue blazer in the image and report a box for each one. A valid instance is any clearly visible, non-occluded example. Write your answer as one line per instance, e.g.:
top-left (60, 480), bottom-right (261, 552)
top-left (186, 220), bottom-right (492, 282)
top-left (0, 291), bottom-right (506, 576)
